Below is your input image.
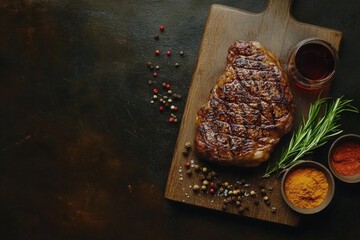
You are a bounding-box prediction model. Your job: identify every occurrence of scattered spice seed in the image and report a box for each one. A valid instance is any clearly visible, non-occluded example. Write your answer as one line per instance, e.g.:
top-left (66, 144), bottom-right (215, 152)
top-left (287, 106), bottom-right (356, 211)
top-left (159, 106), bottom-right (164, 111)
top-left (271, 207), bottom-right (277, 213)
top-left (148, 80), bottom-right (154, 85)
top-left (165, 84), bottom-right (171, 89)
top-left (194, 165), bottom-right (200, 171)
top-left (202, 180), bottom-right (209, 186)
top-left (175, 62), bottom-right (180, 68)
top-left (185, 162), bottom-right (191, 168)
top-left (169, 117), bottom-right (175, 123)
top-left (149, 65), bottom-right (154, 71)
top-left (260, 188), bottom-right (266, 195)
top-left (179, 50), bottom-right (184, 56)
top-left (250, 190), bottom-right (256, 196)
top-left (167, 90), bottom-right (172, 94)
top-left (209, 189), bottom-right (215, 194)
top-left (210, 182), bottom-right (215, 188)
top-left (160, 25), bottom-right (165, 31)
top-left (155, 49), bottom-right (160, 55)
top-left (201, 185), bottom-right (207, 191)
top-left (202, 167), bottom-right (208, 173)
top-left (185, 142), bottom-right (191, 149)
top-left (153, 72), bottom-right (158, 77)
top-left (152, 95), bottom-right (158, 100)
top-left (167, 99), bottom-right (172, 103)
top-left (147, 61), bottom-right (152, 67)
top-left (263, 196), bottom-right (269, 201)
top-left (193, 185), bottom-right (200, 191)
top-left (155, 65), bottom-right (160, 70)
top-left (166, 50), bottom-right (171, 56)
top-left (153, 88), bottom-right (158, 94)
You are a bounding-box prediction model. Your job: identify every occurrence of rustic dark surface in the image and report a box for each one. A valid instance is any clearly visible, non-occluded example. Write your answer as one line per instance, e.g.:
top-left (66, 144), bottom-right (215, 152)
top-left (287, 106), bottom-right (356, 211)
top-left (0, 0), bottom-right (359, 239)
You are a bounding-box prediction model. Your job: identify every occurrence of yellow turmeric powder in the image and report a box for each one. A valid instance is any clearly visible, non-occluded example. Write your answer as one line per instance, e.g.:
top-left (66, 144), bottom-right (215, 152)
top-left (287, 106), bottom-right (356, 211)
top-left (284, 167), bottom-right (328, 209)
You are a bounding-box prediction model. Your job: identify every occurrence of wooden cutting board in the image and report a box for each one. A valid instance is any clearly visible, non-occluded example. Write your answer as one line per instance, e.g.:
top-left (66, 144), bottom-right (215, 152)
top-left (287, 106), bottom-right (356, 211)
top-left (165, 0), bottom-right (342, 226)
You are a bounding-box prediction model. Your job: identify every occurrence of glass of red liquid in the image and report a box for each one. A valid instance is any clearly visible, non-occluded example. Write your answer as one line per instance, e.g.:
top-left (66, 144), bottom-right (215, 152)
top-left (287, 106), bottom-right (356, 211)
top-left (287, 38), bottom-right (339, 90)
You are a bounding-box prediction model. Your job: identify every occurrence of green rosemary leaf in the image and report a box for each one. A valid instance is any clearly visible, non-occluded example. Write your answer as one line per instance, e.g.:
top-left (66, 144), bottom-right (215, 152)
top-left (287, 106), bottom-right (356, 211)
top-left (263, 97), bottom-right (358, 178)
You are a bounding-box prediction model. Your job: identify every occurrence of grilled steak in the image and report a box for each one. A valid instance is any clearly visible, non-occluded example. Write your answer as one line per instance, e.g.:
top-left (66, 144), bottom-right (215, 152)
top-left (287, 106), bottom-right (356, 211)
top-left (195, 41), bottom-right (294, 167)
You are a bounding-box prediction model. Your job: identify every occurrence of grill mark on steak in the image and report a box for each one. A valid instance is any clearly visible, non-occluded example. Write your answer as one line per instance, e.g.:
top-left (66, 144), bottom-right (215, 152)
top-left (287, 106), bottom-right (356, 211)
top-left (195, 41), bottom-right (294, 167)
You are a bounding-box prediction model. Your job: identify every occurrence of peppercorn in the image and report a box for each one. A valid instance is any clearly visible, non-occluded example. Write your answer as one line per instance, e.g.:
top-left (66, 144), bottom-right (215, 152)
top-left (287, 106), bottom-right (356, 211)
top-left (202, 180), bottom-right (209, 186)
top-left (224, 182), bottom-right (229, 187)
top-left (184, 142), bottom-right (191, 149)
top-left (163, 95), bottom-right (168, 100)
top-left (167, 90), bottom-right (172, 95)
top-left (147, 61), bottom-right (152, 67)
top-left (175, 62), bottom-right (180, 68)
top-left (167, 99), bottom-right (172, 103)
top-left (236, 200), bottom-right (241, 206)
top-left (193, 185), bottom-right (200, 191)
top-left (152, 95), bottom-right (158, 100)
top-left (184, 162), bottom-right (190, 168)
top-left (210, 182), bottom-right (215, 188)
top-left (209, 188), bottom-right (215, 194)
top-left (223, 199), bottom-right (228, 205)
top-left (166, 50), bottom-right (171, 56)
top-left (155, 65), bottom-right (160, 70)
top-left (201, 185), bottom-right (207, 191)
top-left (268, 186), bottom-right (274, 192)
top-left (160, 25), bottom-right (165, 31)
top-left (219, 187), bottom-right (224, 193)
top-left (153, 72), bottom-right (158, 77)
top-left (186, 169), bottom-right (192, 176)
top-left (194, 164), bottom-right (200, 171)
top-left (260, 188), bottom-right (267, 195)
top-left (250, 190), bottom-right (256, 196)
top-left (148, 80), bottom-right (154, 85)
top-left (159, 106), bottom-right (164, 112)
top-left (153, 88), bottom-right (158, 94)
top-left (165, 83), bottom-right (171, 89)
top-left (154, 35), bottom-right (159, 40)
top-left (155, 49), bottom-right (160, 55)
top-left (179, 50), bottom-right (184, 56)
top-left (169, 117), bottom-right (175, 123)
top-left (263, 196), bottom-right (269, 201)
top-left (198, 174), bottom-right (205, 181)
top-left (149, 65), bottom-right (154, 71)
top-left (162, 82), bottom-right (166, 87)
top-left (202, 167), bottom-right (208, 173)
top-left (271, 207), bottom-right (277, 213)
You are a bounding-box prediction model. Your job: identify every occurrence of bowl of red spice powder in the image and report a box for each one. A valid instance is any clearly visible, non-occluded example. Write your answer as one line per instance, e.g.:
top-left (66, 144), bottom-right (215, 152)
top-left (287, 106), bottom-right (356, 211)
top-left (281, 161), bottom-right (335, 214)
top-left (328, 134), bottom-right (360, 183)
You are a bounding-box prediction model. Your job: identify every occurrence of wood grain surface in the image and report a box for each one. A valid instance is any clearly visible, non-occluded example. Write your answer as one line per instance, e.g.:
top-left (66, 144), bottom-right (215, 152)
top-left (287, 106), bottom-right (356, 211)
top-left (165, 0), bottom-right (342, 226)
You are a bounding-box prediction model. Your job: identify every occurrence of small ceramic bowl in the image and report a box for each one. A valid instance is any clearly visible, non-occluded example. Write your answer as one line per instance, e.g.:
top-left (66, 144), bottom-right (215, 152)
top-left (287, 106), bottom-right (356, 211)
top-left (328, 134), bottom-right (360, 183)
top-left (281, 161), bottom-right (335, 214)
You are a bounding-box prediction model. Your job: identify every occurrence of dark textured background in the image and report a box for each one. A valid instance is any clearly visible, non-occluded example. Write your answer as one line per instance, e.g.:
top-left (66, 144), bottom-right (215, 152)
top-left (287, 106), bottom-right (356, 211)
top-left (0, 0), bottom-right (359, 239)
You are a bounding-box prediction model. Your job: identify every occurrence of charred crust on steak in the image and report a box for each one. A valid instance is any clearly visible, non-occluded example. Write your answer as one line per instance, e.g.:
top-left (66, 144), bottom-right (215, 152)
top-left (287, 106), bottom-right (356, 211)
top-left (195, 41), bottom-right (294, 167)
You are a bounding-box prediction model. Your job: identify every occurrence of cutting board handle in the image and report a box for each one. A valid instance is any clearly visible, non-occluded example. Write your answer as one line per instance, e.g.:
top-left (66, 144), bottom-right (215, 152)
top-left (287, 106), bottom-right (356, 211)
top-left (265, 0), bottom-right (293, 18)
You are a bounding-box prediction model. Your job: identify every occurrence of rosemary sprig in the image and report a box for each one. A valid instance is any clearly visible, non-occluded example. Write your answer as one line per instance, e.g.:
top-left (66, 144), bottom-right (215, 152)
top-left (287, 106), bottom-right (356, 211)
top-left (263, 97), bottom-right (358, 178)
